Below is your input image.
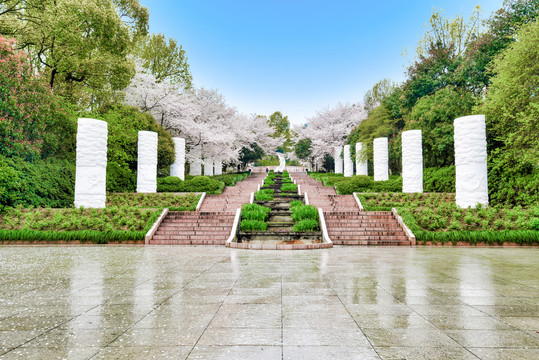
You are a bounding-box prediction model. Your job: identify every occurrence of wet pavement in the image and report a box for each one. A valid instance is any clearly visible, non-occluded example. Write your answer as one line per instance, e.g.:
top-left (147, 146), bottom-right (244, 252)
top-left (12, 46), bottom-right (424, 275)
top-left (0, 246), bottom-right (538, 359)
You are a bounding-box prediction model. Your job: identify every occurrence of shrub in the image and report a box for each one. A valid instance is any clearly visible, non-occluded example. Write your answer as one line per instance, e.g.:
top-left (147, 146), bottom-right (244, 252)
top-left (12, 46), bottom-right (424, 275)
top-left (0, 36), bottom-right (76, 161)
top-left (182, 176), bottom-right (224, 194)
top-left (293, 219), bottom-right (319, 232)
top-left (424, 166), bottom-right (456, 192)
top-left (0, 156), bottom-right (75, 212)
top-left (157, 176), bottom-right (184, 192)
top-left (240, 220), bottom-right (267, 231)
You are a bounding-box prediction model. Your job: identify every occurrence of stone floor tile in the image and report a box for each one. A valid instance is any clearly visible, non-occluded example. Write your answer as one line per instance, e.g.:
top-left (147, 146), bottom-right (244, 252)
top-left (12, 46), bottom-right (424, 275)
top-left (92, 345), bottom-right (192, 359)
top-left (425, 315), bottom-right (512, 330)
top-left (444, 329), bottom-right (539, 348)
top-left (0, 346), bottom-right (99, 360)
top-left (353, 314), bottom-right (435, 329)
top-left (469, 347), bottom-right (539, 360)
top-left (283, 326), bottom-right (371, 346)
top-left (197, 327), bottom-right (281, 346)
top-left (283, 345), bottom-right (380, 360)
top-left (363, 328), bottom-right (461, 348)
top-left (187, 345), bottom-right (281, 359)
top-left (375, 346), bottom-right (478, 360)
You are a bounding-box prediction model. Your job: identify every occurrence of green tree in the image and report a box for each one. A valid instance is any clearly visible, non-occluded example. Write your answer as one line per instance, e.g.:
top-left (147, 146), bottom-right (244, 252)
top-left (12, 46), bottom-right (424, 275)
top-left (401, 7), bottom-right (481, 111)
top-left (363, 78), bottom-right (398, 112)
top-left (90, 105), bottom-right (174, 192)
top-left (238, 143), bottom-right (265, 169)
top-left (0, 35), bottom-right (76, 161)
top-left (295, 138), bottom-right (315, 167)
top-left (135, 33), bottom-right (192, 88)
top-left (457, 0), bottom-right (539, 94)
top-left (347, 105), bottom-right (399, 173)
top-left (407, 87), bottom-right (475, 167)
top-left (478, 18), bottom-right (539, 206)
top-left (1, 0), bottom-right (148, 108)
top-left (267, 111), bottom-right (294, 153)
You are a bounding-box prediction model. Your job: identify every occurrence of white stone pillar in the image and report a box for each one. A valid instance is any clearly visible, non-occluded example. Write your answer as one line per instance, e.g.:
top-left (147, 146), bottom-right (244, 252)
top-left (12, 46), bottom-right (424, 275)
top-left (189, 146), bottom-right (202, 176)
top-left (214, 159), bottom-right (223, 175)
top-left (343, 145), bottom-right (353, 177)
top-left (170, 137), bottom-right (185, 180)
top-left (373, 137), bottom-right (389, 181)
top-left (203, 157), bottom-right (214, 176)
top-left (334, 146), bottom-right (343, 174)
top-left (137, 131), bottom-right (158, 193)
top-left (355, 142), bottom-right (368, 176)
top-left (402, 130), bottom-right (423, 193)
top-left (74, 118), bottom-right (108, 208)
top-left (454, 115), bottom-right (489, 208)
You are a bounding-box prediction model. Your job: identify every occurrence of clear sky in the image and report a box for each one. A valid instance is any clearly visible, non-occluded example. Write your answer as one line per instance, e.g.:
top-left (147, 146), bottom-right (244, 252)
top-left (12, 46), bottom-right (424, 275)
top-left (140, 0), bottom-right (504, 125)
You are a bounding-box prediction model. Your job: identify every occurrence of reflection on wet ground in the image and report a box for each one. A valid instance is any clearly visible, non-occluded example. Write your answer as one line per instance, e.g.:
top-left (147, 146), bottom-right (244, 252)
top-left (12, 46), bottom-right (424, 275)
top-left (0, 246), bottom-right (538, 359)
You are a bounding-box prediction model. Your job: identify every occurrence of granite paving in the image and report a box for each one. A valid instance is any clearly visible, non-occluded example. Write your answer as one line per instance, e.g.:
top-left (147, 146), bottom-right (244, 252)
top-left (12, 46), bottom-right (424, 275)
top-left (0, 246), bottom-right (538, 359)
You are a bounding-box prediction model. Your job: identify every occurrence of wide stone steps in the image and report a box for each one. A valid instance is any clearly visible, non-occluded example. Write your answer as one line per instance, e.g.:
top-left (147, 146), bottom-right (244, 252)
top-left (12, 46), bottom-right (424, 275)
top-left (148, 173), bottom-right (265, 245)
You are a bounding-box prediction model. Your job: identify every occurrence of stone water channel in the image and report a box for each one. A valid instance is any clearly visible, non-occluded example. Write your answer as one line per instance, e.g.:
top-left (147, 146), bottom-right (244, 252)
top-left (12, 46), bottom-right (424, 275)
top-left (233, 172), bottom-right (329, 249)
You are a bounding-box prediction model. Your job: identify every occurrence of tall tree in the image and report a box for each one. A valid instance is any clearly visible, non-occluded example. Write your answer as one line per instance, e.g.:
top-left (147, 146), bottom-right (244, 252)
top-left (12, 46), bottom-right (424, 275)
top-left (267, 111), bottom-right (294, 153)
top-left (478, 18), bottom-right (539, 206)
top-left (134, 33), bottom-right (192, 88)
top-left (0, 0), bottom-right (148, 107)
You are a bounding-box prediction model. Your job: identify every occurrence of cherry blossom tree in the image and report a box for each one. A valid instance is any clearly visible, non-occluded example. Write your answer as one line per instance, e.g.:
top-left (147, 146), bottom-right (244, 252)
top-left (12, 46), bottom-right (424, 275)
top-left (298, 102), bottom-right (367, 164)
top-left (123, 63), bottom-right (278, 167)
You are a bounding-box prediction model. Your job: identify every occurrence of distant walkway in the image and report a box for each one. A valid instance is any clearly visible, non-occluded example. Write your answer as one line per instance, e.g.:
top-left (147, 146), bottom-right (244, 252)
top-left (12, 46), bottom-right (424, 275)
top-left (149, 173), bottom-right (264, 245)
top-left (292, 173), bottom-right (411, 245)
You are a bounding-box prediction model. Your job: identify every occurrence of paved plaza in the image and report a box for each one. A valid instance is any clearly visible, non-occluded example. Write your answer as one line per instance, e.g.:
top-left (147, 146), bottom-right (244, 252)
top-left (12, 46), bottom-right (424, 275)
top-left (0, 246), bottom-right (538, 359)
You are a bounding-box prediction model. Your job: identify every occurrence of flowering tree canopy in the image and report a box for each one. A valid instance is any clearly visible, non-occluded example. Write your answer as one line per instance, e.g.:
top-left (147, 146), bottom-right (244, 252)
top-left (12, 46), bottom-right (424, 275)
top-left (298, 102), bottom-right (367, 162)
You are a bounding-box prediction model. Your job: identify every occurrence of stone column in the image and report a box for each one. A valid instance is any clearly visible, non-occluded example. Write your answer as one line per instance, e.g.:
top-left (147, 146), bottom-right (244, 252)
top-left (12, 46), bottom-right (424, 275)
top-left (170, 137), bottom-right (185, 180)
top-left (137, 131), bottom-right (158, 193)
top-left (189, 146), bottom-right (202, 176)
top-left (373, 137), bottom-right (389, 181)
top-left (454, 115), bottom-right (489, 208)
top-left (214, 159), bottom-right (223, 175)
top-left (204, 157), bottom-right (214, 176)
top-left (74, 118), bottom-right (108, 208)
top-left (402, 130), bottom-right (423, 193)
top-left (355, 142), bottom-right (368, 176)
top-left (343, 145), bottom-right (353, 177)
top-left (334, 146), bottom-right (343, 174)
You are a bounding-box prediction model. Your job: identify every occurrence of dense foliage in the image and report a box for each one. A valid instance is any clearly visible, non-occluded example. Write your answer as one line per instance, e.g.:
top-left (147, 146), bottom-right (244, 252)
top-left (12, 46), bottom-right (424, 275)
top-left (341, 1), bottom-right (539, 207)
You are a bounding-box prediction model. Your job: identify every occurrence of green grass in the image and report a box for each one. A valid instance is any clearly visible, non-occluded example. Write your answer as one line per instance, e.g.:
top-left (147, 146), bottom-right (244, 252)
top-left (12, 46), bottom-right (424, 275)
top-left (291, 204), bottom-right (319, 222)
top-left (107, 193), bottom-right (200, 209)
top-left (240, 220), bottom-right (268, 231)
top-left (0, 208), bottom-right (162, 242)
top-left (280, 183), bottom-right (297, 192)
top-left (293, 219), bottom-right (319, 232)
top-left (241, 203), bottom-right (271, 221)
top-left (255, 189), bottom-right (274, 201)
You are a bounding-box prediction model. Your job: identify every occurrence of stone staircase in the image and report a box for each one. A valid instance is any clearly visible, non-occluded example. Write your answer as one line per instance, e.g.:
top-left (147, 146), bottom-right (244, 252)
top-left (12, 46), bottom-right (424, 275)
top-left (148, 173), bottom-right (264, 245)
top-left (292, 173), bottom-right (411, 246)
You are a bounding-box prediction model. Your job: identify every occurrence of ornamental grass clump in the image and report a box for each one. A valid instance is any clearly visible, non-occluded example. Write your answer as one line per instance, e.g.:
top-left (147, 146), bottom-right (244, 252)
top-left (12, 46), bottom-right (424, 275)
top-left (293, 219), bottom-right (319, 232)
top-left (281, 183), bottom-right (297, 192)
top-left (255, 189), bottom-right (274, 201)
top-left (241, 203), bottom-right (271, 221)
top-left (264, 177), bottom-right (275, 186)
top-left (291, 204), bottom-right (318, 222)
top-left (240, 220), bottom-right (268, 231)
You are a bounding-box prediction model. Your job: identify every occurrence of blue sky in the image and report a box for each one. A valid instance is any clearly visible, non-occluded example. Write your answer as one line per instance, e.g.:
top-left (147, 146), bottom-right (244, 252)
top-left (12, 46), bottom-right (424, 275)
top-left (140, 0), bottom-right (504, 125)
